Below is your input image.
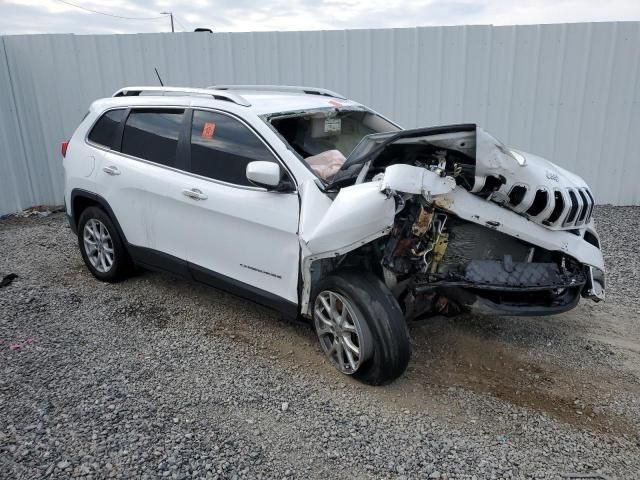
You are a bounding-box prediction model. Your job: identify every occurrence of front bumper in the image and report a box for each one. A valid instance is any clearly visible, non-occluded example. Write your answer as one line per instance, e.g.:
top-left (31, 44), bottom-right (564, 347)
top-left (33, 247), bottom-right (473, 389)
top-left (583, 266), bottom-right (606, 302)
top-left (414, 258), bottom-right (593, 316)
top-left (439, 286), bottom-right (583, 316)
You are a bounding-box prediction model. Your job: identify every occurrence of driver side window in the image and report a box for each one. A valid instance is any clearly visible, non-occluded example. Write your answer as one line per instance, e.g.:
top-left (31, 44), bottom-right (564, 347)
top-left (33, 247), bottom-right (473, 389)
top-left (189, 110), bottom-right (277, 186)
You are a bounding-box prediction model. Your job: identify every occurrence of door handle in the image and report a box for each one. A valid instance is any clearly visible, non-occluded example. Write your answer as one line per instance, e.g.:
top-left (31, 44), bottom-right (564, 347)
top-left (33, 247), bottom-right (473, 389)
top-left (102, 165), bottom-right (121, 176)
top-left (182, 188), bottom-right (208, 201)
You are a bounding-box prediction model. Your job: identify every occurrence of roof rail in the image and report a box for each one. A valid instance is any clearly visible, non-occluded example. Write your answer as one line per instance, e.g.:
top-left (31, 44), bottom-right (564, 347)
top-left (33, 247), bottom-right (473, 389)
top-left (209, 85), bottom-right (347, 100)
top-left (112, 86), bottom-right (251, 107)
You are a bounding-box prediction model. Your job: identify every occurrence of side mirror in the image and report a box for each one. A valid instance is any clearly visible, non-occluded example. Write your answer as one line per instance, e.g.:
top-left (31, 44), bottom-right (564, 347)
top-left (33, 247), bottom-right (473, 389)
top-left (246, 161), bottom-right (289, 190)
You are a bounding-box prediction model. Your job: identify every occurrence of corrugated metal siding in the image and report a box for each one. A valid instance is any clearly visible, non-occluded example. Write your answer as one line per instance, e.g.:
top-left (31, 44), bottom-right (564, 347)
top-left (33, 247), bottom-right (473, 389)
top-left (0, 36), bottom-right (30, 214)
top-left (0, 23), bottom-right (638, 214)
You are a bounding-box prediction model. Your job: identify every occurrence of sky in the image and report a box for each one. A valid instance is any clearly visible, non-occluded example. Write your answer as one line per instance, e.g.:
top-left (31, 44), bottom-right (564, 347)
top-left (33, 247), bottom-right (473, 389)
top-left (1, 0), bottom-right (639, 35)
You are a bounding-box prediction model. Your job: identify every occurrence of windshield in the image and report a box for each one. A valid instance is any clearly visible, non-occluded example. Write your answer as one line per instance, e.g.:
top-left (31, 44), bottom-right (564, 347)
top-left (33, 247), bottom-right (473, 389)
top-left (269, 109), bottom-right (400, 181)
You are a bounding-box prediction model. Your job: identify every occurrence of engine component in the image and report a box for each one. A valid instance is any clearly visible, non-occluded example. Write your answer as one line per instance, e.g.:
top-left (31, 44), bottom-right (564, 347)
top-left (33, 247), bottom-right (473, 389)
top-left (442, 220), bottom-right (530, 267)
top-left (411, 206), bottom-right (433, 236)
top-left (430, 232), bottom-right (449, 273)
top-left (382, 201), bottom-right (450, 276)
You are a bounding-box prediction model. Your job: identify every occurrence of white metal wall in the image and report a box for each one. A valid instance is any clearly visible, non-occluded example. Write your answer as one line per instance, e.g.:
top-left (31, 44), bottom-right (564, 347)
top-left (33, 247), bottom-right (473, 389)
top-left (1, 22), bottom-right (639, 214)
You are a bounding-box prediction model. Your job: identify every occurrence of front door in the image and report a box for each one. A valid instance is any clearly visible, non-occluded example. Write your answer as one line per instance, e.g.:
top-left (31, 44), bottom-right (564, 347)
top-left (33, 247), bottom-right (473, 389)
top-left (162, 109), bottom-right (300, 307)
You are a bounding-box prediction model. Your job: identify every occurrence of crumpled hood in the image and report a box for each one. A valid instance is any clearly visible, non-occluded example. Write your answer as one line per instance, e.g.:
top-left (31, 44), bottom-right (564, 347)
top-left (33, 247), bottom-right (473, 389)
top-left (473, 128), bottom-right (594, 228)
top-left (473, 128), bottom-right (587, 194)
top-left (514, 150), bottom-right (587, 188)
top-left (329, 124), bottom-right (595, 230)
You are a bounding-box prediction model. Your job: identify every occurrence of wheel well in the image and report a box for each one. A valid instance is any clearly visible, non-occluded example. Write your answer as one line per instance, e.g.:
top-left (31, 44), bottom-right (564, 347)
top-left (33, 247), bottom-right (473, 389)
top-left (72, 195), bottom-right (101, 227)
top-left (307, 243), bottom-right (385, 307)
top-left (70, 190), bottom-right (131, 256)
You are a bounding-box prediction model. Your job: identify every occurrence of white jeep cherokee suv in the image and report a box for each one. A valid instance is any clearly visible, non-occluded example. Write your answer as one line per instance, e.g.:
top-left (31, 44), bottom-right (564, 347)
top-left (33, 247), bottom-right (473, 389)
top-left (63, 85), bottom-right (605, 385)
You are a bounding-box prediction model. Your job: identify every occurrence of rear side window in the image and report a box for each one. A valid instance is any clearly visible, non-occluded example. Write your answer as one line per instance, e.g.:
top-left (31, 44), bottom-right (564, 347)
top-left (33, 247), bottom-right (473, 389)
top-left (88, 109), bottom-right (126, 148)
top-left (190, 110), bottom-right (276, 186)
top-left (121, 109), bottom-right (185, 167)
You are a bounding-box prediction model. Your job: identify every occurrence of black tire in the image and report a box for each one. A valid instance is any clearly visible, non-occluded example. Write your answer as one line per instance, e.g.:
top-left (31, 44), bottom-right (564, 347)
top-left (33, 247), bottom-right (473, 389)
top-left (77, 206), bottom-right (131, 283)
top-left (311, 270), bottom-right (411, 385)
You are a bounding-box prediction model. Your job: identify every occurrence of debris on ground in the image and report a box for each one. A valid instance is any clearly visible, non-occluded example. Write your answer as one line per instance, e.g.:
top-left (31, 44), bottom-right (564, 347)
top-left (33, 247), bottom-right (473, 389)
top-left (1, 205), bottom-right (64, 220)
top-left (0, 273), bottom-right (18, 288)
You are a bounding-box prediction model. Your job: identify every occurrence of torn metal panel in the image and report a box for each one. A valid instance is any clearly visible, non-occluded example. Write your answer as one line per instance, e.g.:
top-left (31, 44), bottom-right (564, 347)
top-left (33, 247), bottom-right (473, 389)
top-left (298, 179), bottom-right (396, 315)
top-left (329, 124), bottom-right (596, 230)
top-left (430, 187), bottom-right (605, 272)
top-left (300, 181), bottom-right (395, 254)
top-left (379, 164), bottom-right (456, 197)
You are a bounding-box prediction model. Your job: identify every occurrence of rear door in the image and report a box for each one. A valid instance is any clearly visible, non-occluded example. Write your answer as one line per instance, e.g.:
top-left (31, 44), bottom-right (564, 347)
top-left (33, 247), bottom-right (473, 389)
top-left (160, 108), bottom-right (301, 306)
top-left (92, 107), bottom-right (186, 253)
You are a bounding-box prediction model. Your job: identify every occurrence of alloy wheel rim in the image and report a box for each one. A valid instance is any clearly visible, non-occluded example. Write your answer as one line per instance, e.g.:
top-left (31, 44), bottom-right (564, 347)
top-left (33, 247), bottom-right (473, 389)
top-left (83, 219), bottom-right (114, 273)
top-left (314, 290), bottom-right (367, 374)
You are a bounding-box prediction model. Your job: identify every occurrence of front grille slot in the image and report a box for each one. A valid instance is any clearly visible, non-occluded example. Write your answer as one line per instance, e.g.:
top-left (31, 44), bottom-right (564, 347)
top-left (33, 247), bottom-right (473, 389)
top-left (565, 189), bottom-right (579, 224)
top-left (544, 190), bottom-right (565, 225)
top-left (509, 185), bottom-right (527, 206)
top-left (577, 190), bottom-right (589, 222)
top-left (584, 188), bottom-right (595, 223)
top-left (526, 189), bottom-right (548, 216)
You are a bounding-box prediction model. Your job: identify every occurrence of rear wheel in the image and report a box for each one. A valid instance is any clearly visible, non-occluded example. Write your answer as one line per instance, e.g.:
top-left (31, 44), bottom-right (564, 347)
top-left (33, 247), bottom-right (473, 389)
top-left (77, 206), bottom-right (131, 282)
top-left (312, 271), bottom-right (411, 385)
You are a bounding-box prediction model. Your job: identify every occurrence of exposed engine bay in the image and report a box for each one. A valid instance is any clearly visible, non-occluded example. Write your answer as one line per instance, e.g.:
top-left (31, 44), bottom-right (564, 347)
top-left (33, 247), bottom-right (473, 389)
top-left (330, 124), bottom-right (597, 231)
top-left (378, 199), bottom-right (588, 320)
top-left (269, 109), bottom-right (596, 231)
top-left (271, 110), bottom-right (606, 319)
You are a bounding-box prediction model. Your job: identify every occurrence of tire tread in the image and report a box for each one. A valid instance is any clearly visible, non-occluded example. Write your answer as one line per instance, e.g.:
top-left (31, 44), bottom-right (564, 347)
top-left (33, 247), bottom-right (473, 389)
top-left (312, 270), bottom-right (411, 385)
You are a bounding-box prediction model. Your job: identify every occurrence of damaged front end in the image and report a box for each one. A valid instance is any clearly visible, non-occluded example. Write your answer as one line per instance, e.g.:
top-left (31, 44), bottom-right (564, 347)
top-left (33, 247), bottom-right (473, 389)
top-left (380, 196), bottom-right (591, 319)
top-left (300, 124), bottom-right (605, 319)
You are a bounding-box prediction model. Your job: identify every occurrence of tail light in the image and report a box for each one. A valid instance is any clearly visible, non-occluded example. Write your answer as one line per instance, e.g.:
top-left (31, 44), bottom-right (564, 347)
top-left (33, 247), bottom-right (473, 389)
top-left (61, 140), bottom-right (69, 158)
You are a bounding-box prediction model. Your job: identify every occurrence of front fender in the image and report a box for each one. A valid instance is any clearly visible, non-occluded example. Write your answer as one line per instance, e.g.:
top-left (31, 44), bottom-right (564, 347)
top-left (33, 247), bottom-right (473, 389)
top-left (300, 181), bottom-right (396, 255)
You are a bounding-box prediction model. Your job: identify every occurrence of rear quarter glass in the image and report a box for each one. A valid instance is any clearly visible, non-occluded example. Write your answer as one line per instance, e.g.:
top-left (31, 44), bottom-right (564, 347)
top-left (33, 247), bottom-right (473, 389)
top-left (88, 109), bottom-right (127, 149)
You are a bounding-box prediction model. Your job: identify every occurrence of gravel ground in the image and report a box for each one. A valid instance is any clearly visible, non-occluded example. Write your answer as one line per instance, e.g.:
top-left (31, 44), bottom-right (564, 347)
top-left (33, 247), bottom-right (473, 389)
top-left (1, 205), bottom-right (639, 479)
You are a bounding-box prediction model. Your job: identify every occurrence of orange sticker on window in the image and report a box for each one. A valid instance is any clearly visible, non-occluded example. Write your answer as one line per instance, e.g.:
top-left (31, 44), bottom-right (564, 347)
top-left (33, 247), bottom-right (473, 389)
top-left (202, 122), bottom-right (216, 139)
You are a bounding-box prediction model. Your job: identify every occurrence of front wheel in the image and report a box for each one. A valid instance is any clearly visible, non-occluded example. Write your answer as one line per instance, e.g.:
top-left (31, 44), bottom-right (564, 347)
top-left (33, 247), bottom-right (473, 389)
top-left (312, 271), bottom-right (411, 385)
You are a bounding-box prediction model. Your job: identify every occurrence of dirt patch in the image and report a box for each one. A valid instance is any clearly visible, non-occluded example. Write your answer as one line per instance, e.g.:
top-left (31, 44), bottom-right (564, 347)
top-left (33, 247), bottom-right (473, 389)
top-left (204, 312), bottom-right (640, 435)
top-left (406, 325), bottom-right (640, 434)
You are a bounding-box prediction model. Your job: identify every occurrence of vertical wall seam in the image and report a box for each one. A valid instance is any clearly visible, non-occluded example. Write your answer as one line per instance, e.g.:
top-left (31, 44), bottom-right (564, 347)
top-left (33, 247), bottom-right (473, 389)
top-left (613, 23), bottom-right (640, 206)
top-left (572, 24), bottom-right (593, 170)
top-left (594, 23), bottom-right (620, 204)
top-left (549, 24), bottom-right (568, 164)
top-left (0, 35), bottom-right (20, 211)
top-left (529, 24), bottom-right (543, 148)
top-left (2, 36), bottom-right (36, 209)
top-left (413, 27), bottom-right (420, 128)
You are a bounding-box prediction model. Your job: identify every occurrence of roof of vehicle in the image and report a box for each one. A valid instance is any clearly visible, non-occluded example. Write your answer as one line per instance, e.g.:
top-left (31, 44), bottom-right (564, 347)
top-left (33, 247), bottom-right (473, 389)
top-left (109, 85), bottom-right (362, 116)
